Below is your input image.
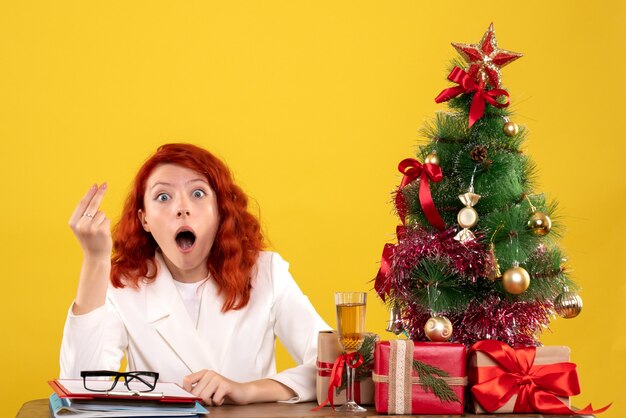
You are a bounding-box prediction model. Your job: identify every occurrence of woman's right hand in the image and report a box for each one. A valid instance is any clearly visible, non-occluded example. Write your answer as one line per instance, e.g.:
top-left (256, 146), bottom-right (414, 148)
top-left (69, 183), bottom-right (113, 315)
top-left (69, 183), bottom-right (112, 260)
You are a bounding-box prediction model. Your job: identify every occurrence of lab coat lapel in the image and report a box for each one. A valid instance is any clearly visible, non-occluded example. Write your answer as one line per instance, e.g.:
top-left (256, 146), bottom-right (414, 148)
top-left (145, 255), bottom-right (216, 374)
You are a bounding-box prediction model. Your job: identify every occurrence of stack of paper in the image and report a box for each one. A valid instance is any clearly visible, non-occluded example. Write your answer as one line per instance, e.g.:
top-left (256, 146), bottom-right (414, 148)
top-left (48, 379), bottom-right (208, 417)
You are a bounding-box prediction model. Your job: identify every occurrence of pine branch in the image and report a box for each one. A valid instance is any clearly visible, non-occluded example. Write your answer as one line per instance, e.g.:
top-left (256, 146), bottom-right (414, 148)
top-left (337, 334), bottom-right (377, 393)
top-left (491, 142), bottom-right (524, 154)
top-left (433, 136), bottom-right (466, 144)
top-left (532, 266), bottom-right (566, 280)
top-left (409, 257), bottom-right (474, 312)
top-left (412, 359), bottom-right (460, 404)
top-left (356, 335), bottom-right (376, 374)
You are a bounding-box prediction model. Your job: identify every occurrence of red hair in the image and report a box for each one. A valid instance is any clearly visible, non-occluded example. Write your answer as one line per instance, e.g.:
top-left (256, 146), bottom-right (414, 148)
top-left (111, 143), bottom-right (264, 312)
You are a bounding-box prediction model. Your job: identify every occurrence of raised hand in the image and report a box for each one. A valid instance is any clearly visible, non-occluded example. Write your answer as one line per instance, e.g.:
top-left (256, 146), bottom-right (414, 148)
top-left (69, 183), bottom-right (112, 259)
top-left (69, 183), bottom-right (113, 315)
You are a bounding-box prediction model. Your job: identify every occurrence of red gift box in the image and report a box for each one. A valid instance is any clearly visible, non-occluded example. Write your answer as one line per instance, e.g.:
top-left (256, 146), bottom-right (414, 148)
top-left (468, 340), bottom-right (611, 415)
top-left (373, 340), bottom-right (466, 415)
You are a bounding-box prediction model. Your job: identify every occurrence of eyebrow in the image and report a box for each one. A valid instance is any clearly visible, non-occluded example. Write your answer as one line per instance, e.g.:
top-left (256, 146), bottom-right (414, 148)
top-left (150, 178), bottom-right (209, 191)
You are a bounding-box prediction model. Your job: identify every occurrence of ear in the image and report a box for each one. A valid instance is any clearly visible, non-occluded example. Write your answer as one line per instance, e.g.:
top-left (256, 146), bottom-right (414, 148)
top-left (138, 209), bottom-right (151, 232)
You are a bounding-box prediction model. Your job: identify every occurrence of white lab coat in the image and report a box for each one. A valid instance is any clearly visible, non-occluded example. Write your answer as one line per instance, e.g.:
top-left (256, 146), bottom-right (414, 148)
top-left (60, 251), bottom-right (330, 402)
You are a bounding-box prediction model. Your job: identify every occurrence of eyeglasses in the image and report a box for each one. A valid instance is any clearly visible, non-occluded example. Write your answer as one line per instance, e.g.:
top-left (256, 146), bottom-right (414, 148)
top-left (80, 370), bottom-right (159, 393)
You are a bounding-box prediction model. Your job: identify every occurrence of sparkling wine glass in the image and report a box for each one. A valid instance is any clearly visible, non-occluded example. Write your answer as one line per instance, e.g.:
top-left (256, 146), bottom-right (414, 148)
top-left (335, 291), bottom-right (367, 412)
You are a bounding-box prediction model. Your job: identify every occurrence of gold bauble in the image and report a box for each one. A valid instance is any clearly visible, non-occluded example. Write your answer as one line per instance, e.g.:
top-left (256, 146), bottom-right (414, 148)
top-left (503, 121), bottom-right (519, 137)
top-left (424, 152), bottom-right (440, 166)
top-left (528, 211), bottom-right (552, 236)
top-left (554, 291), bottom-right (583, 319)
top-left (424, 315), bottom-right (453, 342)
top-left (457, 207), bottom-right (478, 228)
top-left (502, 265), bottom-right (530, 294)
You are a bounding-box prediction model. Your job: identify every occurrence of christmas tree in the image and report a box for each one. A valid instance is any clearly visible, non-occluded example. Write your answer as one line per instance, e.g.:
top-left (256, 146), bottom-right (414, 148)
top-left (374, 24), bottom-right (583, 347)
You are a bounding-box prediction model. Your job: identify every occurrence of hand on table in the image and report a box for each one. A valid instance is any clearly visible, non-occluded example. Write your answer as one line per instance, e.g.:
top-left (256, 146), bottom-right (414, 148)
top-left (183, 369), bottom-right (252, 406)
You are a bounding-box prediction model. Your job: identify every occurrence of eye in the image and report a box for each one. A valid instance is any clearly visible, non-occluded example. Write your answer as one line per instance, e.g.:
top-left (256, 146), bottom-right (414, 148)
top-left (156, 193), bottom-right (170, 202)
top-left (192, 189), bottom-right (206, 198)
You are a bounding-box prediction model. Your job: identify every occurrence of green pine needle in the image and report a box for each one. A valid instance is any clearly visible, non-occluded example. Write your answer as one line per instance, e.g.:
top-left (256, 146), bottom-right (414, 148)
top-left (409, 257), bottom-right (474, 311)
top-left (412, 359), bottom-right (460, 404)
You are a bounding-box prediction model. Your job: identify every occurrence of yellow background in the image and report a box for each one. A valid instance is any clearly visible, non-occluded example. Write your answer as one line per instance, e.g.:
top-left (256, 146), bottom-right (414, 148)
top-left (1, 1), bottom-right (624, 416)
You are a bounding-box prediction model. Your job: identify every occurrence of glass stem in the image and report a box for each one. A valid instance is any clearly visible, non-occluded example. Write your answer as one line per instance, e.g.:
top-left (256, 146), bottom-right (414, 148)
top-left (345, 361), bottom-right (355, 404)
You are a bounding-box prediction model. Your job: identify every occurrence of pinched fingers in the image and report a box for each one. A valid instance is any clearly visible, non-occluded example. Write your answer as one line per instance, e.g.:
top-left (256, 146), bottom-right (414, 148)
top-left (82, 183), bottom-right (108, 219)
top-left (76, 211), bottom-right (112, 256)
top-left (69, 184), bottom-right (97, 227)
top-left (69, 184), bottom-right (108, 227)
top-left (69, 183), bottom-right (112, 257)
top-left (90, 211), bottom-right (112, 236)
top-left (91, 210), bottom-right (107, 226)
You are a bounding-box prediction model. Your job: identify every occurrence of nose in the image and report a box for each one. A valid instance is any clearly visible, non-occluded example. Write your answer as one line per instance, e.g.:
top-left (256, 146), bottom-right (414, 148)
top-left (176, 208), bottom-right (190, 218)
top-left (175, 195), bottom-right (191, 218)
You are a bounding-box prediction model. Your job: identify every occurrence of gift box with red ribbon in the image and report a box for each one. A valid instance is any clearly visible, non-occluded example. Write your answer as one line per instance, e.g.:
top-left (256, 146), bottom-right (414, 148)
top-left (315, 331), bottom-right (377, 407)
top-left (373, 340), bottom-right (466, 415)
top-left (469, 340), bottom-right (611, 415)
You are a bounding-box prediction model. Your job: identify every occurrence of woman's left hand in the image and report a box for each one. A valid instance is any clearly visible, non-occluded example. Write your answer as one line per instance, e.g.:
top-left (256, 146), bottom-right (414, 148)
top-left (183, 369), bottom-right (252, 406)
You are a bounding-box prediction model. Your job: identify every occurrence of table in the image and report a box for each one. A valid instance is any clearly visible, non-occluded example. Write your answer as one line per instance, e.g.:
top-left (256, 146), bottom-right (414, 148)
top-left (16, 399), bottom-right (595, 418)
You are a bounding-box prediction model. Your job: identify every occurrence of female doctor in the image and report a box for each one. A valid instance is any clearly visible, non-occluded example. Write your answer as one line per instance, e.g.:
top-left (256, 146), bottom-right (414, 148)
top-left (60, 143), bottom-right (330, 405)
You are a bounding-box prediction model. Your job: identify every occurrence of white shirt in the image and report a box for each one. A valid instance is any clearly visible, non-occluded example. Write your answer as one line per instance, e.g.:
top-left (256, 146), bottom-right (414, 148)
top-left (172, 279), bottom-right (206, 327)
top-left (60, 251), bottom-right (330, 402)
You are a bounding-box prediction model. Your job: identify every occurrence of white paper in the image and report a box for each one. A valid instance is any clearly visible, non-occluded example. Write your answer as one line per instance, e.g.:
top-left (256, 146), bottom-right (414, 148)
top-left (58, 379), bottom-right (196, 399)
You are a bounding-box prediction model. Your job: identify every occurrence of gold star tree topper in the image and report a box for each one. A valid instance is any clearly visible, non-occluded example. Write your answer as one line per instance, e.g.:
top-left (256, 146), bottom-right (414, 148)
top-left (452, 23), bottom-right (523, 88)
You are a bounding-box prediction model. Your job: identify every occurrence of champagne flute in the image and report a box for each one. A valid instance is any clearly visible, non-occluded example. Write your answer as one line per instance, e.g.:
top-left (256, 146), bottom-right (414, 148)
top-left (335, 291), bottom-right (367, 412)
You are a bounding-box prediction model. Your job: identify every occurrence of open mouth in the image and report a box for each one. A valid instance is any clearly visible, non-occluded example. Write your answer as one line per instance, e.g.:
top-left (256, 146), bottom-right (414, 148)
top-left (175, 229), bottom-right (196, 251)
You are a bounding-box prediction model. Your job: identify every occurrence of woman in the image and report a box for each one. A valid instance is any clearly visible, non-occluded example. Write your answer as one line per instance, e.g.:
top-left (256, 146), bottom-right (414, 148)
top-left (60, 143), bottom-right (330, 405)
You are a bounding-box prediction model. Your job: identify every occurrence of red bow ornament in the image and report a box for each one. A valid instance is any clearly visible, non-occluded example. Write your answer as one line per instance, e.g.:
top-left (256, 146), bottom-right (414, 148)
top-left (379, 158), bottom-right (445, 302)
top-left (374, 226), bottom-right (407, 301)
top-left (374, 243), bottom-right (395, 301)
top-left (395, 158), bottom-right (446, 230)
top-left (435, 66), bottom-right (510, 127)
top-left (312, 352), bottom-right (364, 411)
top-left (469, 340), bottom-right (611, 415)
